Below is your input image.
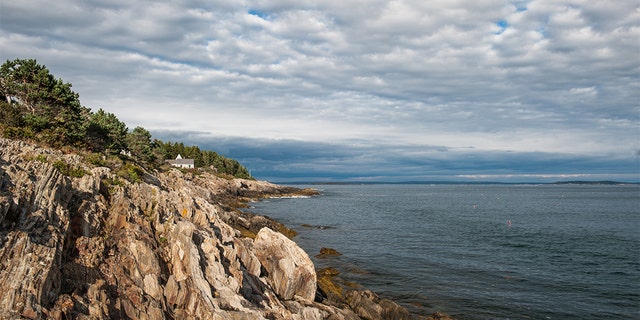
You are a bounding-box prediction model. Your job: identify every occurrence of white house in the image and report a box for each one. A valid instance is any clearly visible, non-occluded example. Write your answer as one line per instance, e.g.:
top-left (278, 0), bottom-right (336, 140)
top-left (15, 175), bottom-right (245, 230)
top-left (166, 154), bottom-right (195, 169)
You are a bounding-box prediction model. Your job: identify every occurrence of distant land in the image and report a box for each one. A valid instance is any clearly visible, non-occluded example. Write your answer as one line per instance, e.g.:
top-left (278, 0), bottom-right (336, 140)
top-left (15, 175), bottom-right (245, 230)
top-left (279, 180), bottom-right (639, 185)
top-left (551, 180), bottom-right (639, 185)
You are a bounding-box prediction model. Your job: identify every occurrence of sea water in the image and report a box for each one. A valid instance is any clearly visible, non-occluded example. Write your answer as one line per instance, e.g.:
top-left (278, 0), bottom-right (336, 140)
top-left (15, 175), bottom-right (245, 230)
top-left (248, 184), bottom-right (640, 319)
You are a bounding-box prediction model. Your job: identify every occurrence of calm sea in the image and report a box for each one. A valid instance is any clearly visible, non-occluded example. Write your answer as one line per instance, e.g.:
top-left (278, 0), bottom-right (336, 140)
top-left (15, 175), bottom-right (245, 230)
top-left (248, 184), bottom-right (640, 319)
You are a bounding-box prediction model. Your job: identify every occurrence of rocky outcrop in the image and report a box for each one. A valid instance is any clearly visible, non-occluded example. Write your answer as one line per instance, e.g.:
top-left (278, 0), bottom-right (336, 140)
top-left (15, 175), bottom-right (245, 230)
top-left (254, 227), bottom-right (316, 301)
top-left (0, 138), bottom-right (430, 319)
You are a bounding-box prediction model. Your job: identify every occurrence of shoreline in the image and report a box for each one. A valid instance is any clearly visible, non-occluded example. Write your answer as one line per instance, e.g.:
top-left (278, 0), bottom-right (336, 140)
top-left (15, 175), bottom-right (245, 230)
top-left (241, 187), bottom-right (455, 319)
top-left (0, 137), bottom-right (452, 319)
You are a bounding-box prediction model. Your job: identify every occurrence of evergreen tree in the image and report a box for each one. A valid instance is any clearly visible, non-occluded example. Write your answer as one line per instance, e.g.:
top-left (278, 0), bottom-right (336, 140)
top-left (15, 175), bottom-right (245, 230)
top-left (85, 108), bottom-right (128, 152)
top-left (0, 58), bottom-right (86, 145)
top-left (126, 126), bottom-right (154, 162)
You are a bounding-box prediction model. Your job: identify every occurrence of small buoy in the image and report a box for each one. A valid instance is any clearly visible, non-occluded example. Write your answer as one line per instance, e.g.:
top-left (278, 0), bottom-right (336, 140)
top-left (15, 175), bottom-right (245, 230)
top-left (507, 219), bottom-right (512, 227)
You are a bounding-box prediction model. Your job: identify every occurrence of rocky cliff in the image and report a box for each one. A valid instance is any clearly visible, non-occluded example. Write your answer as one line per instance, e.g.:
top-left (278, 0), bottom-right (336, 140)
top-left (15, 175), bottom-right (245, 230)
top-left (0, 138), bottom-right (444, 320)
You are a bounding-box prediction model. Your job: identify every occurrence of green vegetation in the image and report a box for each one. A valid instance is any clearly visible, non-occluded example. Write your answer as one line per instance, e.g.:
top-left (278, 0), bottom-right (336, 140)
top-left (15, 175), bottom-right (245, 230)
top-left (0, 58), bottom-right (85, 147)
top-left (116, 163), bottom-right (145, 183)
top-left (53, 159), bottom-right (87, 177)
top-left (35, 154), bottom-right (48, 163)
top-left (84, 152), bottom-right (106, 167)
top-left (155, 141), bottom-right (251, 178)
top-left (101, 177), bottom-right (125, 196)
top-left (85, 108), bottom-right (128, 153)
top-left (0, 58), bottom-right (253, 179)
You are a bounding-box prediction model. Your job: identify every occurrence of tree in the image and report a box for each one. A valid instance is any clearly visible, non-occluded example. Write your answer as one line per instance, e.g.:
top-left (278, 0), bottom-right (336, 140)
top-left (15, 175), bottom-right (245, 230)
top-left (0, 100), bottom-right (25, 127)
top-left (126, 126), bottom-right (154, 162)
top-left (0, 58), bottom-right (86, 145)
top-left (85, 108), bottom-right (128, 152)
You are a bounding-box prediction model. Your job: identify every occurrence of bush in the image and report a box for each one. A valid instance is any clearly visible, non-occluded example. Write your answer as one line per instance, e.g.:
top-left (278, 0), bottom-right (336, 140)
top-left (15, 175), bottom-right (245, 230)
top-left (85, 152), bottom-right (106, 167)
top-left (53, 159), bottom-right (67, 172)
top-left (53, 159), bottom-right (87, 177)
top-left (117, 163), bottom-right (144, 183)
top-left (101, 177), bottom-right (125, 196)
top-left (3, 126), bottom-right (34, 139)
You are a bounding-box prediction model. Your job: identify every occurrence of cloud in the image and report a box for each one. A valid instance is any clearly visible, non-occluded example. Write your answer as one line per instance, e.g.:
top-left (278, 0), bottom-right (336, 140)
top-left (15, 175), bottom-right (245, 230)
top-left (153, 131), bottom-right (640, 182)
top-left (1, 0), bottom-right (638, 181)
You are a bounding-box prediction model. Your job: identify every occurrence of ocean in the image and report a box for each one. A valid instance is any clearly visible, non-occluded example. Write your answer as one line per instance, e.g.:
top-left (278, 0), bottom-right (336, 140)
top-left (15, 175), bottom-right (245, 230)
top-left (247, 184), bottom-right (640, 319)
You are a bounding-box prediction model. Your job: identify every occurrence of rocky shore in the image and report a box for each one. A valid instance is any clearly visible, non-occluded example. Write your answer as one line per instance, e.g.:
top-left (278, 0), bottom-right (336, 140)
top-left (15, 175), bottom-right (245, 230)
top-left (0, 138), bottom-right (451, 319)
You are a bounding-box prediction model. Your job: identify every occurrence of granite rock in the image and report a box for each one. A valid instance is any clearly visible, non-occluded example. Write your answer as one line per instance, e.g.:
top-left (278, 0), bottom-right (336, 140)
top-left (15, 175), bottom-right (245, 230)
top-left (254, 227), bottom-right (317, 301)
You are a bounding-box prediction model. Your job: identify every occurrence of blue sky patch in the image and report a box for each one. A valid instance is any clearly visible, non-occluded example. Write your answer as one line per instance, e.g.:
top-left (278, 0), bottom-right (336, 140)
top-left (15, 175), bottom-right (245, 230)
top-left (248, 9), bottom-right (269, 20)
top-left (495, 20), bottom-right (509, 34)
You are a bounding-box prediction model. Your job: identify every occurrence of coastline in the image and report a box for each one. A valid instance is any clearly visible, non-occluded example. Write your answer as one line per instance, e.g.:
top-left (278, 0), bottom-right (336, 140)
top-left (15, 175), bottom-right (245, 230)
top-left (0, 137), bottom-right (451, 319)
top-left (251, 183), bottom-right (640, 319)
top-left (242, 187), bottom-right (455, 319)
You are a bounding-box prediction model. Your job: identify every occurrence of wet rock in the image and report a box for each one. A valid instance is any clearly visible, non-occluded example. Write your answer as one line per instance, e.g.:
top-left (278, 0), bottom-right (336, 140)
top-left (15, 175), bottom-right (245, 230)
top-left (426, 312), bottom-right (456, 320)
top-left (302, 223), bottom-right (334, 230)
top-left (316, 247), bottom-right (342, 258)
top-left (317, 267), bottom-right (345, 305)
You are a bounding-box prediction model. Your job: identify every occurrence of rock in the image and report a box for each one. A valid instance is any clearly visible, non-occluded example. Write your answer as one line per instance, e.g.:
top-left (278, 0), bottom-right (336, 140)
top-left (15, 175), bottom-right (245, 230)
top-left (0, 138), bottom-right (446, 319)
top-left (317, 267), bottom-right (345, 304)
top-left (426, 312), bottom-right (456, 320)
top-left (254, 227), bottom-right (317, 301)
top-left (346, 290), bottom-right (413, 320)
top-left (316, 247), bottom-right (342, 258)
top-left (379, 298), bottom-right (414, 320)
top-left (0, 140), bottom-right (72, 319)
top-left (346, 290), bottom-right (384, 320)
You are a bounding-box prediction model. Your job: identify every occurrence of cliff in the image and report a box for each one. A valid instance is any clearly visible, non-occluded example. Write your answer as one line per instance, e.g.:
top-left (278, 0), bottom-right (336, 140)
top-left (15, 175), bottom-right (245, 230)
top-left (0, 138), bottom-right (433, 320)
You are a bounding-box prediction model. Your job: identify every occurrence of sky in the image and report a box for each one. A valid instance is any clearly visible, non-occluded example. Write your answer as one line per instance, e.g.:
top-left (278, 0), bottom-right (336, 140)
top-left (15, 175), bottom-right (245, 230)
top-left (1, 0), bottom-right (639, 182)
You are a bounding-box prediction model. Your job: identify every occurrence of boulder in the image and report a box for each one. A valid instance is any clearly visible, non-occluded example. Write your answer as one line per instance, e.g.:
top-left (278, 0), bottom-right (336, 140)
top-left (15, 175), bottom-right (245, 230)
top-left (254, 227), bottom-right (317, 301)
top-left (346, 289), bottom-right (413, 320)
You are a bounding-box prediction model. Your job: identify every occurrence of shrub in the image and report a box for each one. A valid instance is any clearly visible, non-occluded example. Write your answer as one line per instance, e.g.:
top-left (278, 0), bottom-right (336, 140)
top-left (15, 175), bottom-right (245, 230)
top-left (3, 126), bottom-right (34, 139)
top-left (85, 152), bottom-right (106, 167)
top-left (53, 159), bottom-right (87, 177)
top-left (35, 154), bottom-right (48, 163)
top-left (101, 177), bottom-right (125, 196)
top-left (117, 163), bottom-right (144, 183)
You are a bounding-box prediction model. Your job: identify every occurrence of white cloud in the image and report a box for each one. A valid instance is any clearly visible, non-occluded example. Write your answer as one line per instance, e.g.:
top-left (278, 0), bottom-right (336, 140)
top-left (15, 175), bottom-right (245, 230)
top-left (1, 0), bottom-right (638, 180)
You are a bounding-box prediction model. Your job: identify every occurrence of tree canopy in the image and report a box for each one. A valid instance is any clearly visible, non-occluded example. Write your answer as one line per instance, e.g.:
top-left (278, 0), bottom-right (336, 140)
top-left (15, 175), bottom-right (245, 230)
top-left (85, 108), bottom-right (128, 153)
top-left (155, 140), bottom-right (252, 178)
top-left (0, 58), bottom-right (253, 179)
top-left (0, 58), bottom-right (86, 145)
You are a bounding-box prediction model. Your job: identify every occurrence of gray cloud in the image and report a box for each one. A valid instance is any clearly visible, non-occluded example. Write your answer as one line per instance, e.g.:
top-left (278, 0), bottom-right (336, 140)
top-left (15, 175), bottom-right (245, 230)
top-left (153, 131), bottom-right (639, 182)
top-left (1, 0), bottom-right (638, 181)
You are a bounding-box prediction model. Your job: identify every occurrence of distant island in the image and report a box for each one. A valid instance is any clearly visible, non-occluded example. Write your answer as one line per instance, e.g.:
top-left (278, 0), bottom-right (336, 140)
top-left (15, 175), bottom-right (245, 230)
top-left (552, 180), bottom-right (636, 185)
top-left (284, 180), bottom-right (638, 185)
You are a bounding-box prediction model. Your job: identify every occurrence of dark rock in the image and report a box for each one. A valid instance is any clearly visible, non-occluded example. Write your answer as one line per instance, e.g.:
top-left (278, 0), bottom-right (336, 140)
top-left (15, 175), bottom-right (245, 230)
top-left (316, 247), bottom-right (342, 258)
